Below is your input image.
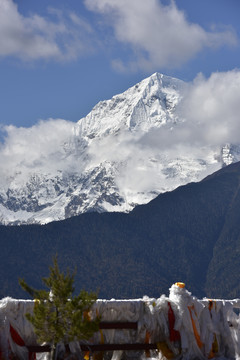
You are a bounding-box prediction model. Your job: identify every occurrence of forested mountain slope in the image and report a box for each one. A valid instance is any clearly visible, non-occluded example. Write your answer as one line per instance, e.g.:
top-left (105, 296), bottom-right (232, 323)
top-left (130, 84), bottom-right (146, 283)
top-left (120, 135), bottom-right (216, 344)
top-left (1, 162), bottom-right (240, 300)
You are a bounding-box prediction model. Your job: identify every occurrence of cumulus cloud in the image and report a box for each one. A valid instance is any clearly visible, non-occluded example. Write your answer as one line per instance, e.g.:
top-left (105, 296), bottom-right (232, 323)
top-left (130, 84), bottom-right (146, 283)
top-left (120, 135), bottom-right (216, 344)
top-left (84, 0), bottom-right (237, 71)
top-left (179, 70), bottom-right (240, 146)
top-left (0, 119), bottom-right (75, 179)
top-left (0, 0), bottom-right (95, 61)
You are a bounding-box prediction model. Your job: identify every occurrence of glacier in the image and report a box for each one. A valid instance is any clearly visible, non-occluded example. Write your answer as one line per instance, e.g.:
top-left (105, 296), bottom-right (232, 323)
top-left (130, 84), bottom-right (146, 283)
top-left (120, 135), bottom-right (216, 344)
top-left (0, 72), bottom-right (240, 225)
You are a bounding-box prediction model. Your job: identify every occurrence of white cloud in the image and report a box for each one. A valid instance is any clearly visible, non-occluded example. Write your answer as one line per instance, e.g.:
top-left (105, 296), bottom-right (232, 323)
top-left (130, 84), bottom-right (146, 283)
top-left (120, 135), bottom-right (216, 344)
top-left (0, 119), bottom-right (75, 179)
top-left (84, 0), bottom-right (237, 71)
top-left (0, 0), bottom-right (95, 61)
top-left (179, 70), bottom-right (240, 146)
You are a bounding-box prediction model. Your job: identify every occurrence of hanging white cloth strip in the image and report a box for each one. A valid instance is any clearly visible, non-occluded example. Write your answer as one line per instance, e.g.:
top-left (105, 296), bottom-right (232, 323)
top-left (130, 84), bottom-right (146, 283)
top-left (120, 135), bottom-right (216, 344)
top-left (1, 285), bottom-right (240, 360)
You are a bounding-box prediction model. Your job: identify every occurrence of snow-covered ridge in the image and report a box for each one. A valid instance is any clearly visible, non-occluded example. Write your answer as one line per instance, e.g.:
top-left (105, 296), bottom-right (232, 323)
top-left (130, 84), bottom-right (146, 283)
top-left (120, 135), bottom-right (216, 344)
top-left (0, 72), bottom-right (240, 225)
top-left (75, 73), bottom-right (183, 139)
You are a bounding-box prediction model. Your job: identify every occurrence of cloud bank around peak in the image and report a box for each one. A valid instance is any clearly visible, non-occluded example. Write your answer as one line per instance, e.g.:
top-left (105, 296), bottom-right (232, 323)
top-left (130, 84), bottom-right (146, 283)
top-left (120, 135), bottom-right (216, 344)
top-left (135, 70), bottom-right (240, 156)
top-left (0, 119), bottom-right (75, 178)
top-left (87, 69), bottom-right (240, 165)
top-left (1, 70), bottom-right (240, 186)
top-left (0, 0), bottom-right (96, 61)
top-left (179, 70), bottom-right (240, 146)
top-left (85, 0), bottom-right (237, 71)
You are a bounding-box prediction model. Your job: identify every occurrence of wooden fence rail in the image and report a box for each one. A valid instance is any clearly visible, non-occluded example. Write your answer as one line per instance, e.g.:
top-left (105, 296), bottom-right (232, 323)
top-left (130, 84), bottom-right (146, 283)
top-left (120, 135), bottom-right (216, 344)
top-left (26, 344), bottom-right (158, 353)
top-left (26, 321), bottom-right (152, 353)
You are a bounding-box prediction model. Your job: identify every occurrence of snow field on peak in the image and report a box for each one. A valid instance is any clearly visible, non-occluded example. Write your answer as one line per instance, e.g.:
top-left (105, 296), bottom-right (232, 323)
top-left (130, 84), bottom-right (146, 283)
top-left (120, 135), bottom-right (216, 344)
top-left (74, 73), bottom-right (183, 140)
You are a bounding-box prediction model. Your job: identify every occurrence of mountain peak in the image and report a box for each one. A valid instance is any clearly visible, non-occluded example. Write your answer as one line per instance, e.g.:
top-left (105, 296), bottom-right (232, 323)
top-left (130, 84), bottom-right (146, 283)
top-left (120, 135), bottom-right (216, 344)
top-left (0, 73), bottom-right (239, 225)
top-left (75, 72), bottom-right (183, 139)
top-left (148, 71), bottom-right (180, 83)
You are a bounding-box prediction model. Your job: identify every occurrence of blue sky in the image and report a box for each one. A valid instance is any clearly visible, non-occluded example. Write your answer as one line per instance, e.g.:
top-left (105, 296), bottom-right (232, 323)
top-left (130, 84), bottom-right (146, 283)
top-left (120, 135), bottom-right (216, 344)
top-left (0, 0), bottom-right (240, 130)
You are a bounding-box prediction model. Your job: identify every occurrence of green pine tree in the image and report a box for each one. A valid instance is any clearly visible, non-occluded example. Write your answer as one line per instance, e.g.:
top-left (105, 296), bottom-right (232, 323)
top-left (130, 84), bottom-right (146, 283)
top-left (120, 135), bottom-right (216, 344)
top-left (19, 256), bottom-right (99, 360)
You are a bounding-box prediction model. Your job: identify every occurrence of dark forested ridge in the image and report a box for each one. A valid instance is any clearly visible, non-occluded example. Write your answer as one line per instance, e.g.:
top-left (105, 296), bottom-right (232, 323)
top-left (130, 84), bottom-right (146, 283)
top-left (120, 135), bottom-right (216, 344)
top-left (1, 161), bottom-right (240, 300)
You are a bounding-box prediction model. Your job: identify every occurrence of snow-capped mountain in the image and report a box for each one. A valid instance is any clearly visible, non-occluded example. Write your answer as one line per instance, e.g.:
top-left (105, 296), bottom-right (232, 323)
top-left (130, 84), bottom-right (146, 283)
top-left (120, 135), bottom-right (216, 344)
top-left (1, 72), bottom-right (240, 225)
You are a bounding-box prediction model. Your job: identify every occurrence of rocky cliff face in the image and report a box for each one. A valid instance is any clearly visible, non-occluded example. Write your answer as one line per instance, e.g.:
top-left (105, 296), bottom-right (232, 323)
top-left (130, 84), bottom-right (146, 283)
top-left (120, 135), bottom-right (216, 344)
top-left (0, 73), bottom-right (239, 225)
